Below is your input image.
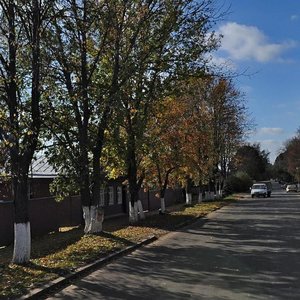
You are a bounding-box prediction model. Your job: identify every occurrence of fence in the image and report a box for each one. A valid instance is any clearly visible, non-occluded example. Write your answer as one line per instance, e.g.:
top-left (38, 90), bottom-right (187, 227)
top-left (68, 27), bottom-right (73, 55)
top-left (0, 187), bottom-right (185, 246)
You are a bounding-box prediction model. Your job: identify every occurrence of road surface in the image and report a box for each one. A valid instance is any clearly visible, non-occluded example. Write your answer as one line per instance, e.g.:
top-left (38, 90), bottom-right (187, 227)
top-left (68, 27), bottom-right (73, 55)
top-left (47, 189), bottom-right (300, 299)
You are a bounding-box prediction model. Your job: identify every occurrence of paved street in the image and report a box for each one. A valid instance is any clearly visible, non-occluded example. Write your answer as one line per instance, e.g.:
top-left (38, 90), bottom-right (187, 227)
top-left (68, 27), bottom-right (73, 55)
top-left (47, 190), bottom-right (300, 300)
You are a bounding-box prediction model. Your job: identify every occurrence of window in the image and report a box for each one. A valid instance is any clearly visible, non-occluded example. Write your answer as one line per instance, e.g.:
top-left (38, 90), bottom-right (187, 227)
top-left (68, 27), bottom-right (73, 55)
top-left (117, 186), bottom-right (122, 204)
top-left (100, 188), bottom-right (105, 206)
top-left (109, 186), bottom-right (114, 205)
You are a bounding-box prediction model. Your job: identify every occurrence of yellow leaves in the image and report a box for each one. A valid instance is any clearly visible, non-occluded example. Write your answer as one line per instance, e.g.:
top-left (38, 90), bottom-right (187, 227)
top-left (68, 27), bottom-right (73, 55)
top-left (3, 140), bottom-right (13, 147)
top-left (0, 110), bottom-right (6, 120)
top-left (108, 167), bottom-right (120, 179)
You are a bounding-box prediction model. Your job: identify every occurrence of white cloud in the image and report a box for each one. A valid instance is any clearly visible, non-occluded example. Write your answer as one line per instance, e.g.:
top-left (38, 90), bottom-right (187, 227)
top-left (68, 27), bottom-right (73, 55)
top-left (249, 128), bottom-right (287, 163)
top-left (258, 127), bottom-right (284, 135)
top-left (248, 138), bottom-right (283, 163)
top-left (218, 22), bottom-right (296, 62)
top-left (207, 54), bottom-right (237, 71)
top-left (259, 140), bottom-right (282, 163)
top-left (240, 85), bottom-right (253, 94)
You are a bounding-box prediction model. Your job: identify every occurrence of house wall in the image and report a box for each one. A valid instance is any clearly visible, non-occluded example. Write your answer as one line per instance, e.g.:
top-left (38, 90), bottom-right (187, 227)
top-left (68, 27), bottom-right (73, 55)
top-left (0, 178), bottom-right (53, 201)
top-left (29, 178), bottom-right (53, 199)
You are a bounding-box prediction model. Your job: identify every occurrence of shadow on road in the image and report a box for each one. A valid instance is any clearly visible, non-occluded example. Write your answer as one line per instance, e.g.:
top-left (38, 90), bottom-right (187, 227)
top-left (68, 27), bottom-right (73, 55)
top-left (48, 192), bottom-right (300, 300)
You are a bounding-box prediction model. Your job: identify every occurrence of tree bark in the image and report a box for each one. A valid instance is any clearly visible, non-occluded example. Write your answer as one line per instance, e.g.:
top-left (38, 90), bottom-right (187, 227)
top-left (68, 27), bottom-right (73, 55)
top-left (185, 176), bottom-right (193, 205)
top-left (12, 173), bottom-right (31, 264)
top-left (8, 0), bottom-right (42, 264)
top-left (127, 128), bottom-right (145, 223)
top-left (160, 197), bottom-right (166, 213)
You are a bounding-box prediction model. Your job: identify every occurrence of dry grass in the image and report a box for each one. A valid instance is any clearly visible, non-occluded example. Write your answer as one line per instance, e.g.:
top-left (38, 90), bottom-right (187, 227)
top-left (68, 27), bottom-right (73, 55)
top-left (0, 196), bottom-right (238, 298)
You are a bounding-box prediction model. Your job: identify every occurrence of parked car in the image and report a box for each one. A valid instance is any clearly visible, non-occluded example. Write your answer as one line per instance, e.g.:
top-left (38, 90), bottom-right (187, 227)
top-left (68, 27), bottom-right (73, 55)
top-left (286, 184), bottom-right (298, 192)
top-left (250, 183), bottom-right (268, 198)
top-left (258, 181), bottom-right (272, 197)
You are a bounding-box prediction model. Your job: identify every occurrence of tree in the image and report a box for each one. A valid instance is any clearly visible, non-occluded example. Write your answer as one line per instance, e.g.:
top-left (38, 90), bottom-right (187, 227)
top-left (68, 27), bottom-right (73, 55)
top-left (43, 0), bottom-right (117, 234)
top-left (143, 97), bottom-right (187, 212)
top-left (202, 76), bottom-right (250, 195)
top-left (0, 0), bottom-right (53, 263)
top-left (275, 129), bottom-right (300, 182)
top-left (167, 79), bottom-right (214, 204)
top-left (231, 143), bottom-right (270, 181)
top-left (273, 152), bottom-right (294, 183)
top-left (103, 0), bottom-right (221, 222)
top-left (166, 76), bottom-right (249, 202)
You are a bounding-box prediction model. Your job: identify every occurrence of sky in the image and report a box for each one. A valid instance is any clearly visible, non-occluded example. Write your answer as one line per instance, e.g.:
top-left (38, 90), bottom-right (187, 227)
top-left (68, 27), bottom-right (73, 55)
top-left (212, 0), bottom-right (300, 163)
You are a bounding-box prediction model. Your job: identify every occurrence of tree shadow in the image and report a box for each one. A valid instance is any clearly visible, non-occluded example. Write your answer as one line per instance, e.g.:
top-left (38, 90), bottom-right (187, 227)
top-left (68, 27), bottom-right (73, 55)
top-left (95, 231), bottom-right (135, 247)
top-left (22, 261), bottom-right (75, 277)
top-left (31, 226), bottom-right (84, 259)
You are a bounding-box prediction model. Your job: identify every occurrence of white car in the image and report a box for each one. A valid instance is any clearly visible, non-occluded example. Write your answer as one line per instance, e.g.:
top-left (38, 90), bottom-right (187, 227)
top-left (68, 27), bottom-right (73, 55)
top-left (250, 183), bottom-right (268, 198)
top-left (286, 184), bottom-right (298, 192)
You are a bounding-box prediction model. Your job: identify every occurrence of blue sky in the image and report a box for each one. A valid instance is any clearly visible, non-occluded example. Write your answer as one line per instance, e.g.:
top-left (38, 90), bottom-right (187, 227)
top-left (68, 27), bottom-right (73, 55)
top-left (212, 0), bottom-right (300, 162)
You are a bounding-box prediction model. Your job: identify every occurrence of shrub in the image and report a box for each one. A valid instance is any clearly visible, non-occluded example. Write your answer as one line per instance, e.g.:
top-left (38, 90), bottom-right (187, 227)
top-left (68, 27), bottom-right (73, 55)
top-left (223, 171), bottom-right (252, 195)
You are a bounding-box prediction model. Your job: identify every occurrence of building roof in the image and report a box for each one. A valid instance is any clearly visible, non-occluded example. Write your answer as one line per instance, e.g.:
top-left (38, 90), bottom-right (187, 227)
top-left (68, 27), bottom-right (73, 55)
top-left (29, 156), bottom-right (57, 179)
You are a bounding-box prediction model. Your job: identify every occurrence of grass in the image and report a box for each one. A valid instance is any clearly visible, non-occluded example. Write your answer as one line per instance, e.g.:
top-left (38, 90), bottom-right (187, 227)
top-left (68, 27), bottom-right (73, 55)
top-left (0, 195), bottom-right (241, 298)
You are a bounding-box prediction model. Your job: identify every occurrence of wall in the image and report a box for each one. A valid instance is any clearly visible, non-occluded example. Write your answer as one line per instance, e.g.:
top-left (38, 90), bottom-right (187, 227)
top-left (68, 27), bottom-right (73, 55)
top-left (0, 187), bottom-right (185, 246)
top-left (0, 196), bottom-right (84, 247)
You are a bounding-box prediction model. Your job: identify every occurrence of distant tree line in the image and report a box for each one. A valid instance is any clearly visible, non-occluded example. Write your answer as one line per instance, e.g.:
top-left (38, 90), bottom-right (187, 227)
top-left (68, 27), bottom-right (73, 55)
top-left (223, 128), bottom-right (300, 194)
top-left (273, 129), bottom-right (300, 184)
top-left (222, 143), bottom-right (271, 195)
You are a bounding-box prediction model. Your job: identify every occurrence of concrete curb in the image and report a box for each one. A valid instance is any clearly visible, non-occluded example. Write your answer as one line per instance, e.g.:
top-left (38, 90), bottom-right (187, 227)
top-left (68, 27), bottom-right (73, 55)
top-left (19, 235), bottom-right (157, 300)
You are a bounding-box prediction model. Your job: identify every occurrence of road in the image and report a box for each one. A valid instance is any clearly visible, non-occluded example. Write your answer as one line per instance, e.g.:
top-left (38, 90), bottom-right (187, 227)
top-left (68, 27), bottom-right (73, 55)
top-left (47, 189), bottom-right (300, 300)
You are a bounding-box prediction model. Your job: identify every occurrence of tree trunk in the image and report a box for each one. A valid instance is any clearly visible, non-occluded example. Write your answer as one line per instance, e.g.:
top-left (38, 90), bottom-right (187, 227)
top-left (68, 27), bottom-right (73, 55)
top-left (127, 131), bottom-right (144, 223)
top-left (129, 199), bottom-right (139, 223)
top-left (185, 176), bottom-right (193, 205)
top-left (82, 206), bottom-right (104, 234)
top-left (185, 192), bottom-right (192, 205)
top-left (79, 165), bottom-right (104, 234)
top-left (160, 197), bottom-right (166, 213)
top-left (84, 144), bottom-right (105, 234)
top-left (159, 188), bottom-right (166, 213)
top-left (128, 192), bottom-right (145, 224)
top-left (198, 187), bottom-right (203, 203)
top-left (12, 174), bottom-right (31, 264)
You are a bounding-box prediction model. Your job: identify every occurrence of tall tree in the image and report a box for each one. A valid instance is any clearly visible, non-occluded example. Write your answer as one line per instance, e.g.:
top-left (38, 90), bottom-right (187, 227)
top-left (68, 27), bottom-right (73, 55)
top-left (231, 143), bottom-right (270, 181)
top-left (207, 77), bottom-right (249, 194)
top-left (0, 0), bottom-right (53, 263)
top-left (143, 97), bottom-right (185, 212)
top-left (275, 129), bottom-right (300, 182)
top-left (165, 76), bottom-right (249, 202)
top-left (44, 0), bottom-right (115, 233)
top-left (103, 0), bottom-right (221, 222)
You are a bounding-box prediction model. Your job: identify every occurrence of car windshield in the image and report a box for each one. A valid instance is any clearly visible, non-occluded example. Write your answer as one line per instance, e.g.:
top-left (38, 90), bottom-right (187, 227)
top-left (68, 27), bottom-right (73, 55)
top-left (253, 185), bottom-right (266, 189)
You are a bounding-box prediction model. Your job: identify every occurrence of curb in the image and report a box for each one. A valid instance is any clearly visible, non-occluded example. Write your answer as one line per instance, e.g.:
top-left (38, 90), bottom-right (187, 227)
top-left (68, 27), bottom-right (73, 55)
top-left (19, 235), bottom-right (157, 300)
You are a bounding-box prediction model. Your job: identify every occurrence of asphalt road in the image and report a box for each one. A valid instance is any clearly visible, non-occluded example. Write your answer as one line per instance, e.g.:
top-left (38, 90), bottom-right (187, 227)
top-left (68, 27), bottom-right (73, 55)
top-left (47, 189), bottom-right (300, 300)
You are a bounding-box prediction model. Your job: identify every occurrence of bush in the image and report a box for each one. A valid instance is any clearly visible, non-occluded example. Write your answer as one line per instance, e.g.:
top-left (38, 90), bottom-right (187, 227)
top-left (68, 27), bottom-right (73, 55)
top-left (223, 171), bottom-right (252, 195)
